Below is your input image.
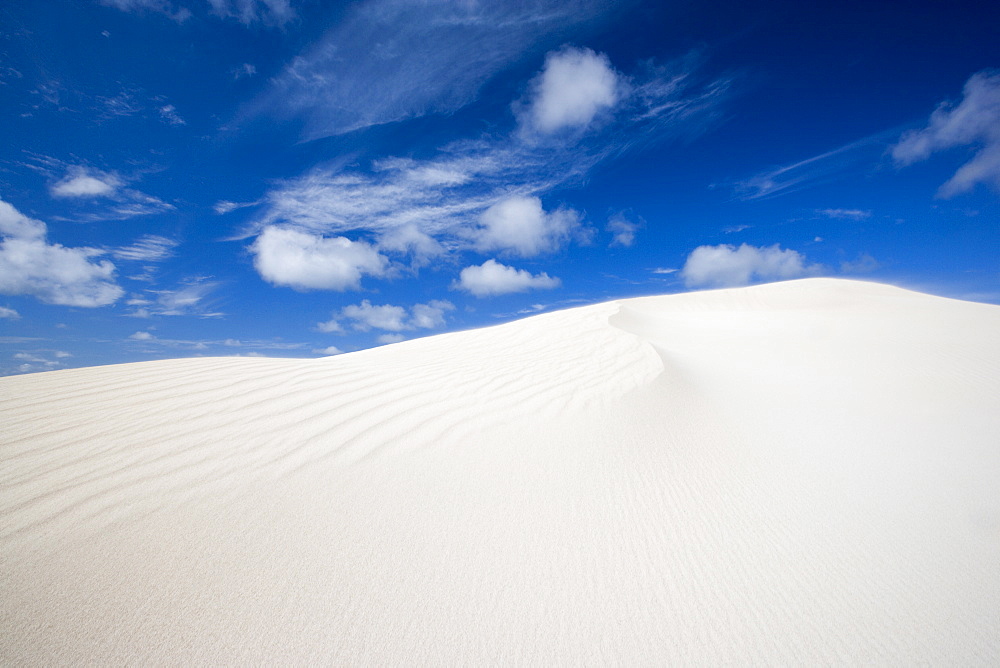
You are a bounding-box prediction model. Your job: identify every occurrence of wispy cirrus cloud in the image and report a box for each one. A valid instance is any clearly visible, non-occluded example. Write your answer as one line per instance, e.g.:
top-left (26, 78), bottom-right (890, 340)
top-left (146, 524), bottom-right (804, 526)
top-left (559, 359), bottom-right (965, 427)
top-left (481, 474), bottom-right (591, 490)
top-left (25, 158), bottom-right (174, 221)
top-left (99, 0), bottom-right (294, 25)
top-left (249, 0), bottom-right (626, 140)
top-left (112, 235), bottom-right (179, 262)
top-left (244, 46), bottom-right (729, 289)
top-left (125, 278), bottom-right (222, 317)
top-left (125, 331), bottom-right (306, 351)
top-left (892, 70), bottom-right (1000, 197)
top-left (816, 208), bottom-right (871, 220)
top-left (732, 130), bottom-right (896, 200)
top-left (205, 0), bottom-right (294, 25)
top-left (98, 0), bottom-right (192, 22)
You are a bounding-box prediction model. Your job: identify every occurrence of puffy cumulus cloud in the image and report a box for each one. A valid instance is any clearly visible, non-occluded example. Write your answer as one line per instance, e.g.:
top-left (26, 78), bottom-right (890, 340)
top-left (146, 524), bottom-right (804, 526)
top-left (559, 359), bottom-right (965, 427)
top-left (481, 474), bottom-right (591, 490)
top-left (409, 300), bottom-right (454, 329)
top-left (318, 299), bottom-right (454, 333)
top-left (0, 306), bottom-right (20, 319)
top-left (377, 333), bottom-right (405, 344)
top-left (252, 226), bottom-right (388, 291)
top-left (517, 47), bottom-right (621, 136)
top-left (606, 212), bottom-right (642, 247)
top-left (341, 301), bottom-right (407, 332)
top-left (680, 243), bottom-right (820, 288)
top-left (50, 167), bottom-right (121, 198)
top-left (474, 196), bottom-right (585, 257)
top-left (129, 330), bottom-right (154, 340)
top-left (892, 70), bottom-right (1000, 197)
top-left (312, 345), bottom-right (343, 356)
top-left (378, 224), bottom-right (445, 267)
top-left (0, 199), bottom-right (123, 307)
top-left (454, 259), bottom-right (560, 297)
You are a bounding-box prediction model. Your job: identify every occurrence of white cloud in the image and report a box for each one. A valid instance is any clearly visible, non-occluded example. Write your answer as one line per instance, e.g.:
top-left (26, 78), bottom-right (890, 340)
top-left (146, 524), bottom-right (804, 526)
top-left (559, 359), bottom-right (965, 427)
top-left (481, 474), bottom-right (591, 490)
top-left (341, 301), bottom-right (407, 332)
top-left (892, 70), bottom-right (1000, 197)
top-left (454, 259), bottom-right (560, 297)
top-left (206, 0), bottom-right (294, 25)
top-left (252, 226), bottom-right (388, 291)
top-left (0, 198), bottom-right (123, 307)
top-left (0, 306), bottom-right (19, 319)
top-left (112, 235), bottom-right (178, 262)
top-left (651, 267), bottom-right (677, 274)
top-left (680, 243), bottom-right (820, 288)
top-left (41, 162), bottom-right (173, 220)
top-left (517, 46), bottom-right (621, 136)
top-left (315, 318), bottom-right (343, 334)
top-left (125, 278), bottom-right (221, 317)
top-left (474, 196), bottom-right (584, 257)
top-left (318, 299), bottom-right (454, 333)
top-left (377, 333), bottom-right (405, 344)
top-left (213, 199), bottom-right (259, 215)
top-left (158, 104), bottom-right (185, 125)
top-left (409, 300), bottom-right (454, 329)
top-left (378, 224), bottom-right (445, 266)
top-left (313, 345), bottom-right (343, 356)
top-left (13, 352), bottom-right (65, 370)
top-left (150, 281), bottom-right (217, 316)
top-left (129, 330), bottom-right (154, 340)
top-left (733, 130), bottom-right (894, 200)
top-left (817, 208), bottom-right (871, 220)
top-left (251, 0), bottom-right (617, 140)
top-left (50, 167), bottom-right (121, 198)
top-left (98, 0), bottom-right (192, 23)
top-left (840, 253), bottom-right (880, 274)
top-left (102, 0), bottom-right (292, 24)
top-left (606, 212), bottom-right (641, 247)
top-left (246, 47), bottom-right (726, 274)
top-left (235, 63), bottom-right (257, 79)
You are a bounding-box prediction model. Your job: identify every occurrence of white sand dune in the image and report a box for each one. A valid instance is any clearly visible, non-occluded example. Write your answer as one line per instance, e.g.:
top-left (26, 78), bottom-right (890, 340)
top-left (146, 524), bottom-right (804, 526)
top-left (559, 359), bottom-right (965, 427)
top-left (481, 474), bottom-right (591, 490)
top-left (2, 277), bottom-right (999, 664)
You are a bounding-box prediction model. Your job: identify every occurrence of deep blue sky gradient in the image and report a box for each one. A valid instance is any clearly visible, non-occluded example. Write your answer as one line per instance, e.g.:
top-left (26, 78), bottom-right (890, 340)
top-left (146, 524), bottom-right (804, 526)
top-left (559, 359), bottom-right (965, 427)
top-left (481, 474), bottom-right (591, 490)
top-left (1, 0), bottom-right (998, 374)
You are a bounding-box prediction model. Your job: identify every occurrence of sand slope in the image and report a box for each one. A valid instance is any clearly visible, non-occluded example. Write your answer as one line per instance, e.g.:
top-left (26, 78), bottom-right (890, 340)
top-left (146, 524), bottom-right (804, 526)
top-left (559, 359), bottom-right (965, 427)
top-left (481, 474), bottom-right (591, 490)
top-left (2, 278), bottom-right (999, 664)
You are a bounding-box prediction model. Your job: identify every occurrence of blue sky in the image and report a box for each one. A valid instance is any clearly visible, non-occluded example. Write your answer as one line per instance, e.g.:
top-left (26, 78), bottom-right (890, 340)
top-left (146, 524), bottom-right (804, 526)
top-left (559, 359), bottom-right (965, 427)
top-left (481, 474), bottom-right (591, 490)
top-left (1, 0), bottom-right (998, 375)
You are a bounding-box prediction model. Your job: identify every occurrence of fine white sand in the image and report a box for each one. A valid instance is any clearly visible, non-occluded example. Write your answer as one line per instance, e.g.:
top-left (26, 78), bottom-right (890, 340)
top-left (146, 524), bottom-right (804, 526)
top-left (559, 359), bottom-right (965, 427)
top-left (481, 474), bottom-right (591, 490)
top-left (2, 277), bottom-right (999, 664)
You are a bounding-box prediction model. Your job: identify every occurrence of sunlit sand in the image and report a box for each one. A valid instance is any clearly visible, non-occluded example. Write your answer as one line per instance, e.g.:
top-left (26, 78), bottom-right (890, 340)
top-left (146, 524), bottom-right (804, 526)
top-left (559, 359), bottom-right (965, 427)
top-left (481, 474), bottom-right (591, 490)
top-left (2, 278), bottom-right (999, 663)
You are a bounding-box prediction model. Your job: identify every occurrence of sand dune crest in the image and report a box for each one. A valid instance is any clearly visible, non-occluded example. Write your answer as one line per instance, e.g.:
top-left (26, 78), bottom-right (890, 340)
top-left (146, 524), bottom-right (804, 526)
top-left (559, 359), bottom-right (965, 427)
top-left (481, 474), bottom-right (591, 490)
top-left (2, 278), bottom-right (999, 664)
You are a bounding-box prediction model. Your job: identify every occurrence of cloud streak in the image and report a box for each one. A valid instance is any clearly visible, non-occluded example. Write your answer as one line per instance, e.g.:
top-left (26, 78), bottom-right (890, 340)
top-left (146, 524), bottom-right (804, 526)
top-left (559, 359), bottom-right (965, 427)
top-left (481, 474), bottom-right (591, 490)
top-left (892, 70), bottom-right (1000, 197)
top-left (251, 0), bottom-right (623, 140)
top-left (245, 46), bottom-right (728, 288)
